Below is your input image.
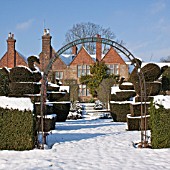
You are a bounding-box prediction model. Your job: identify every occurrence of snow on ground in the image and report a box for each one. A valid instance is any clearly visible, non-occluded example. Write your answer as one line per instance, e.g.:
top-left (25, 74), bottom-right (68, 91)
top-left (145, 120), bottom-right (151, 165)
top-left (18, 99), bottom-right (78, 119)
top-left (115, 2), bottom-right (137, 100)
top-left (0, 115), bottom-right (170, 170)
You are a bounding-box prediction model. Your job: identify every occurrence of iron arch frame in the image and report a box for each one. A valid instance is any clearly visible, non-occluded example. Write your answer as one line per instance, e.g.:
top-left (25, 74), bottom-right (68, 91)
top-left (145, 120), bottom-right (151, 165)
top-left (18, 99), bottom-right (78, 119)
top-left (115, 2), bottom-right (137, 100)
top-left (40, 37), bottom-right (147, 148)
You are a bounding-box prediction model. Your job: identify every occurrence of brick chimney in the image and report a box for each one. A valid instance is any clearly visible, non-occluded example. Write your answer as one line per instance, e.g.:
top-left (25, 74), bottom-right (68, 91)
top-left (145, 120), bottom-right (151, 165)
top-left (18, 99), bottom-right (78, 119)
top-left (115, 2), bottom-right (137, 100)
top-left (7, 32), bottom-right (16, 67)
top-left (72, 45), bottom-right (78, 55)
top-left (41, 29), bottom-right (52, 71)
top-left (42, 29), bottom-right (52, 57)
top-left (96, 34), bottom-right (102, 62)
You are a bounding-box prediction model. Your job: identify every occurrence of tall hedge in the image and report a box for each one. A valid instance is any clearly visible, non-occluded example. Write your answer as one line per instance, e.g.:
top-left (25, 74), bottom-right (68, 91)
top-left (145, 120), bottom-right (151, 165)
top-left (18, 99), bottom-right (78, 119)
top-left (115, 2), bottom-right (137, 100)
top-left (0, 107), bottom-right (36, 150)
top-left (0, 68), bottom-right (10, 96)
top-left (149, 102), bottom-right (170, 149)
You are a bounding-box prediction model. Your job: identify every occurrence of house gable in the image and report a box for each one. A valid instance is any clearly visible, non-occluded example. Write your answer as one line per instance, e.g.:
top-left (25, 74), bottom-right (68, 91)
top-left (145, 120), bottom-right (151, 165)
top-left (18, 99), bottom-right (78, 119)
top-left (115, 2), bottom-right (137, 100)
top-left (52, 57), bottom-right (67, 70)
top-left (102, 47), bottom-right (126, 65)
top-left (16, 51), bottom-right (27, 66)
top-left (0, 51), bottom-right (27, 68)
top-left (70, 46), bottom-right (95, 66)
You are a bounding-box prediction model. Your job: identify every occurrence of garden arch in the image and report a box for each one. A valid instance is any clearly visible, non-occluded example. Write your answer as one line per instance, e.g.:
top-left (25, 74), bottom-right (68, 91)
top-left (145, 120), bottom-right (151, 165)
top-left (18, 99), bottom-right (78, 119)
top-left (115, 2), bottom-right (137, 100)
top-left (40, 37), bottom-right (147, 147)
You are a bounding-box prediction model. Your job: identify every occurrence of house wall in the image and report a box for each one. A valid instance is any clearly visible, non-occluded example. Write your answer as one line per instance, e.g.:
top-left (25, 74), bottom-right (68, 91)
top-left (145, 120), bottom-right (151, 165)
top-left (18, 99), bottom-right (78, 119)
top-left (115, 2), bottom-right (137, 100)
top-left (0, 34), bottom-right (27, 68)
top-left (102, 47), bottom-right (129, 80)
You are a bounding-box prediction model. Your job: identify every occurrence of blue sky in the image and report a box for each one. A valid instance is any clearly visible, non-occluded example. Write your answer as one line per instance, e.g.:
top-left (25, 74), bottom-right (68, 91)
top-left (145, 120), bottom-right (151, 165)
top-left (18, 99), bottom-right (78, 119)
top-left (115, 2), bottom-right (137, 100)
top-left (0, 0), bottom-right (170, 62)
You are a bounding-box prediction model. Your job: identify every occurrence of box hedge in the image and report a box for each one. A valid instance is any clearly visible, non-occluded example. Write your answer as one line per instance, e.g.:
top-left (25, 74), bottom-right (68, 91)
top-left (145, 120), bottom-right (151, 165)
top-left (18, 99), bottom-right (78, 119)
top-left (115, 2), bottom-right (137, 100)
top-left (110, 91), bottom-right (136, 101)
top-left (133, 82), bottom-right (161, 96)
top-left (130, 102), bottom-right (150, 117)
top-left (127, 114), bottom-right (150, 131)
top-left (0, 107), bottom-right (36, 151)
top-left (9, 66), bottom-right (34, 82)
top-left (0, 67), bottom-right (10, 96)
top-left (9, 82), bottom-right (41, 96)
top-left (149, 102), bottom-right (170, 149)
top-left (110, 102), bottom-right (131, 122)
top-left (53, 102), bottom-right (71, 122)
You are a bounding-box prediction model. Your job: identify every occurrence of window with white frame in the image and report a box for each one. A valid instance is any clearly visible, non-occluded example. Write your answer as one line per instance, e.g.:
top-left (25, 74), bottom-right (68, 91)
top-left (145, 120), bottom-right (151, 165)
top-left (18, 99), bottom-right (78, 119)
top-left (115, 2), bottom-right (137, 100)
top-left (78, 84), bottom-right (90, 96)
top-left (55, 71), bottom-right (63, 79)
top-left (107, 64), bottom-right (119, 75)
top-left (77, 65), bottom-right (90, 78)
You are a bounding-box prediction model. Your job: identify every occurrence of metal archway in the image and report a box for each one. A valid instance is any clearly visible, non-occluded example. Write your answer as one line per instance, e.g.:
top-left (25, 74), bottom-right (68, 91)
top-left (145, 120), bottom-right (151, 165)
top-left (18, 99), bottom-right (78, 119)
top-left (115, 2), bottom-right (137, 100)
top-left (40, 37), bottom-right (147, 148)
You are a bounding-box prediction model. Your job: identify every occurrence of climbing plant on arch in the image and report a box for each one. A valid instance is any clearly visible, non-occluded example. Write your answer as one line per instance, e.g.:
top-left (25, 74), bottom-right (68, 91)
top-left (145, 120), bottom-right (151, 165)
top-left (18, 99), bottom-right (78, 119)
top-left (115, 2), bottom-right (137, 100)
top-left (40, 36), bottom-right (147, 148)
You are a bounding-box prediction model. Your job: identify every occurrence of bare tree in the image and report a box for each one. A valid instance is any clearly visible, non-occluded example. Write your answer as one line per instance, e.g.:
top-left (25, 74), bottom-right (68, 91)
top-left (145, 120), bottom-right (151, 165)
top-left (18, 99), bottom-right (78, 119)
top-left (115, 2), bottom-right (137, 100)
top-left (64, 22), bottom-right (118, 54)
top-left (160, 56), bottom-right (170, 62)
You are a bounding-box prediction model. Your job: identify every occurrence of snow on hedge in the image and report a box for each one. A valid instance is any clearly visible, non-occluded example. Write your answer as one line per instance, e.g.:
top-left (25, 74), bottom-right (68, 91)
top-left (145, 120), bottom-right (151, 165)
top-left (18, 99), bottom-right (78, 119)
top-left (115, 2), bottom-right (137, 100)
top-left (153, 95), bottom-right (170, 109)
top-left (0, 96), bottom-right (33, 111)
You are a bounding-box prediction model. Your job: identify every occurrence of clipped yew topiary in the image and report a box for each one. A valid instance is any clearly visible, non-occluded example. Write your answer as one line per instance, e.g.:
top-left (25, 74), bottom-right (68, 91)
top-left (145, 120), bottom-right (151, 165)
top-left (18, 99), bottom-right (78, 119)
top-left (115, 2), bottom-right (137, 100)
top-left (9, 82), bottom-right (41, 96)
top-left (0, 107), bottom-right (36, 151)
top-left (53, 102), bottom-right (71, 122)
top-left (0, 67), bottom-right (10, 96)
top-left (133, 81), bottom-right (161, 96)
top-left (9, 66), bottom-right (34, 82)
top-left (110, 102), bottom-right (131, 122)
top-left (150, 102), bottom-right (170, 149)
top-left (110, 91), bottom-right (136, 101)
top-left (141, 63), bottom-right (161, 82)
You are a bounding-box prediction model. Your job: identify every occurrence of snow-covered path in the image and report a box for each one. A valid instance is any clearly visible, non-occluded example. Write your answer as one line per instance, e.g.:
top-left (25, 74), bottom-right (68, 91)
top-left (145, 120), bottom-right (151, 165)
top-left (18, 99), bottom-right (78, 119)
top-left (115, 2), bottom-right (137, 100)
top-left (0, 118), bottom-right (170, 170)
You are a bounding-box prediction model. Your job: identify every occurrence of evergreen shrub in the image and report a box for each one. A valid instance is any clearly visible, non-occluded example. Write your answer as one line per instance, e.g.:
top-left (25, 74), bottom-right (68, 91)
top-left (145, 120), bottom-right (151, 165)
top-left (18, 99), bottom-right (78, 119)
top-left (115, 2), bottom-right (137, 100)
top-left (110, 91), bottom-right (136, 101)
top-left (127, 114), bottom-right (150, 131)
top-left (0, 107), bottom-right (36, 150)
top-left (36, 116), bottom-right (56, 132)
top-left (110, 102), bottom-right (130, 122)
top-left (32, 72), bottom-right (42, 82)
top-left (53, 102), bottom-right (71, 122)
top-left (119, 84), bottom-right (134, 90)
top-left (9, 82), bottom-right (41, 96)
top-left (0, 68), bottom-right (10, 96)
top-left (150, 102), bottom-right (170, 149)
top-left (9, 67), bottom-right (33, 82)
top-left (133, 82), bottom-right (161, 96)
top-left (130, 103), bottom-right (150, 117)
top-left (34, 103), bottom-right (54, 115)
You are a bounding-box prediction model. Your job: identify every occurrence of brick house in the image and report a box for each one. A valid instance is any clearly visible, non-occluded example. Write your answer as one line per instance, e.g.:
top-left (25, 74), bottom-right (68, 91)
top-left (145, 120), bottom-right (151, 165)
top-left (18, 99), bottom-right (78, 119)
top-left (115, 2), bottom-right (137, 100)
top-left (39, 30), bottom-right (129, 101)
top-left (0, 30), bottom-right (129, 101)
top-left (0, 33), bottom-right (27, 68)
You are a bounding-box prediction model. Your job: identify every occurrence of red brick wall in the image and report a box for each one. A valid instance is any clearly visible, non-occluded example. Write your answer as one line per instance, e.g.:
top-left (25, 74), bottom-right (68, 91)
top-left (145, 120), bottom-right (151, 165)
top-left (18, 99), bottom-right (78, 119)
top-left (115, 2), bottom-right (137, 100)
top-left (7, 38), bottom-right (16, 67)
top-left (39, 34), bottom-right (52, 71)
top-left (102, 47), bottom-right (129, 79)
top-left (0, 53), bottom-right (8, 67)
top-left (0, 51), bottom-right (27, 68)
top-left (96, 34), bottom-right (102, 62)
top-left (0, 35), bottom-right (27, 68)
top-left (71, 47), bottom-right (95, 65)
top-left (16, 52), bottom-right (27, 66)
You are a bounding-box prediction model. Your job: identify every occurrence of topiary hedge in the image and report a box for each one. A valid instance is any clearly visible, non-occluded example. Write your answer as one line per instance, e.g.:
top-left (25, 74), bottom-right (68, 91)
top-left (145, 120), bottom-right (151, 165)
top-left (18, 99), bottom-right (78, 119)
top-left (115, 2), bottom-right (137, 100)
top-left (110, 91), bottom-right (136, 101)
top-left (36, 116), bottom-right (57, 132)
top-left (0, 107), bottom-right (36, 150)
top-left (110, 102), bottom-right (131, 122)
top-left (133, 82), bottom-right (161, 96)
top-left (53, 102), bottom-right (71, 122)
top-left (126, 114), bottom-right (150, 131)
top-left (130, 103), bottom-right (150, 117)
top-left (141, 63), bottom-right (161, 82)
top-left (149, 102), bottom-right (170, 149)
top-left (9, 66), bottom-right (34, 82)
top-left (47, 91), bottom-right (70, 102)
top-left (9, 82), bottom-right (41, 96)
top-left (0, 67), bottom-right (10, 96)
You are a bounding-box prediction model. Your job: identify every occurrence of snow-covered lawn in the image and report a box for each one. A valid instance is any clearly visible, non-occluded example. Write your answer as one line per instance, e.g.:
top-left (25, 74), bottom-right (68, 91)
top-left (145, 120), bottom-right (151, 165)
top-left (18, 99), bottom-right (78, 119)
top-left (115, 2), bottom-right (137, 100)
top-left (0, 116), bottom-right (170, 170)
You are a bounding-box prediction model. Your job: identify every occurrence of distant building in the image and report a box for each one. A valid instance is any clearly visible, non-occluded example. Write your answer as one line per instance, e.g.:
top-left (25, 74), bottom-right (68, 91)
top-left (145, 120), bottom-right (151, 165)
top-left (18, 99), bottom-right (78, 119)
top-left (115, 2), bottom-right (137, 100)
top-left (0, 30), bottom-right (129, 101)
top-left (39, 30), bottom-right (129, 101)
top-left (0, 33), bottom-right (27, 68)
